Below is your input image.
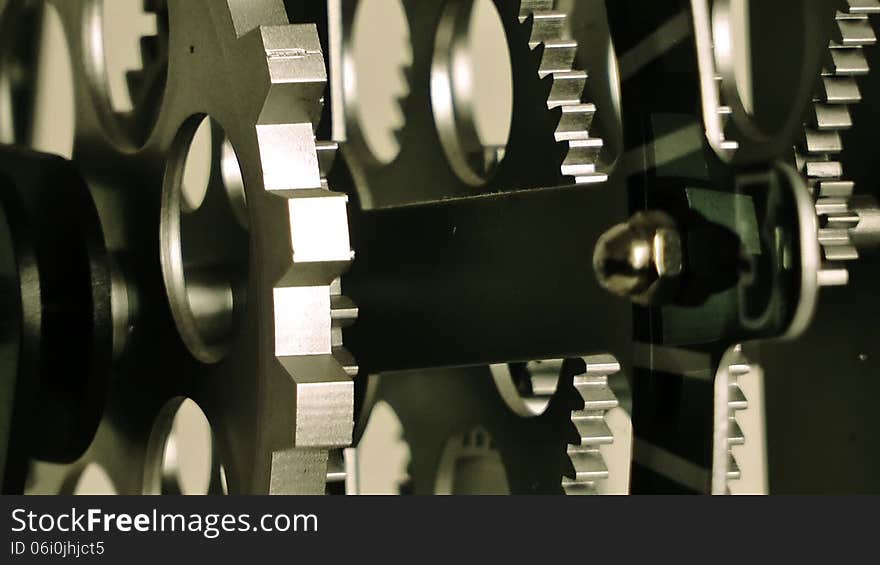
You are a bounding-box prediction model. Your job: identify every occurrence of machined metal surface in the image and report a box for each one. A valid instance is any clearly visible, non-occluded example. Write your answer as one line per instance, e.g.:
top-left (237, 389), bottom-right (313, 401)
top-left (11, 0), bottom-right (357, 495)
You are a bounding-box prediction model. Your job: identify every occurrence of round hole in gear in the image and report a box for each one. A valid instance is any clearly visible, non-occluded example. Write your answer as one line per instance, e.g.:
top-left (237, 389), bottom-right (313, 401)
top-left (350, 0), bottom-right (412, 164)
top-left (431, 0), bottom-right (514, 186)
top-left (161, 115), bottom-right (250, 364)
top-left (143, 398), bottom-right (226, 495)
top-left (713, 0), bottom-right (812, 138)
top-left (490, 360), bottom-right (562, 417)
top-left (181, 117), bottom-right (212, 212)
top-left (0, 2), bottom-right (75, 157)
top-left (82, 0), bottom-right (168, 149)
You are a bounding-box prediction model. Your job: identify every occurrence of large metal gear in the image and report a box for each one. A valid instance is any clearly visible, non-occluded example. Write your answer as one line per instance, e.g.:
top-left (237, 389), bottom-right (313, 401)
top-left (5, 0), bottom-right (357, 495)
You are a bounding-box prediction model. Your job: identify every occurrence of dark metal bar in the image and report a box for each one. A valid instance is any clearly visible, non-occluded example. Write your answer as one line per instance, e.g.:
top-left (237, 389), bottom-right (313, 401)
top-left (344, 180), bottom-right (633, 373)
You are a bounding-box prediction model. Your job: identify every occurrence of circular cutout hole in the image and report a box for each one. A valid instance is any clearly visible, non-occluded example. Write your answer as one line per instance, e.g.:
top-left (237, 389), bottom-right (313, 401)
top-left (715, 0), bottom-right (810, 137)
top-left (83, 0), bottom-right (168, 147)
top-left (432, 0), bottom-right (513, 185)
top-left (491, 360), bottom-right (562, 417)
top-left (221, 137), bottom-right (248, 228)
top-left (161, 115), bottom-right (250, 364)
top-left (181, 118), bottom-right (212, 212)
top-left (351, 0), bottom-right (412, 164)
top-left (144, 398), bottom-right (226, 495)
top-left (0, 2), bottom-right (75, 157)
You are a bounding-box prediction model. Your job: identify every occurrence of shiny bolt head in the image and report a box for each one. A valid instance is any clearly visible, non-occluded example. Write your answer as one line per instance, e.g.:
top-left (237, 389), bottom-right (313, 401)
top-left (593, 211), bottom-right (683, 306)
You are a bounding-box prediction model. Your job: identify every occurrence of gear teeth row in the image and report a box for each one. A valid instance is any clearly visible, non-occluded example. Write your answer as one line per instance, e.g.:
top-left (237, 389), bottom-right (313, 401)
top-left (802, 0), bottom-right (879, 286)
top-left (562, 355), bottom-right (620, 496)
top-left (721, 347), bottom-right (752, 490)
top-left (321, 142), bottom-right (359, 379)
top-left (711, 70), bottom-right (741, 152)
top-left (124, 0), bottom-right (167, 108)
top-left (324, 136), bottom-right (357, 493)
top-left (519, 1), bottom-right (607, 185)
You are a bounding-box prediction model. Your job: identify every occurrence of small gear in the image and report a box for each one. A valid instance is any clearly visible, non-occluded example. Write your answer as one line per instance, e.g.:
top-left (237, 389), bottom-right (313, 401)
top-left (711, 344), bottom-right (752, 494)
top-left (800, 1), bottom-right (880, 286)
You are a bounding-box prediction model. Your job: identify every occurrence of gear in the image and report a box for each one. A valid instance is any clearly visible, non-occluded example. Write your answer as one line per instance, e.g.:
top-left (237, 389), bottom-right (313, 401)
top-left (800, 1), bottom-right (880, 286)
top-left (338, 0), bottom-right (606, 209)
top-left (374, 358), bottom-right (628, 495)
top-left (711, 344), bottom-right (751, 494)
top-left (21, 0), bottom-right (356, 495)
top-left (494, 356), bottom-right (625, 495)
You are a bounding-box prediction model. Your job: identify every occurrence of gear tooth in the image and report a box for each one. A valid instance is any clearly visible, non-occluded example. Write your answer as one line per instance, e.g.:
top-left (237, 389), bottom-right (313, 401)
top-left (143, 0), bottom-right (166, 13)
top-left (519, 0), bottom-right (555, 16)
top-left (518, 13), bottom-right (536, 41)
top-left (819, 267), bottom-right (850, 286)
top-left (125, 70), bottom-right (145, 101)
top-left (527, 11), bottom-right (567, 44)
top-left (547, 70), bottom-right (586, 108)
top-left (530, 41), bottom-right (547, 73)
top-left (401, 65), bottom-right (415, 89)
top-left (330, 294), bottom-right (358, 328)
top-left (564, 137), bottom-right (603, 167)
top-left (391, 127), bottom-right (405, 149)
top-left (562, 481), bottom-right (598, 495)
top-left (728, 418), bottom-right (745, 446)
top-left (333, 347), bottom-right (359, 378)
top-left (727, 453), bottom-right (741, 481)
top-left (801, 128), bottom-right (843, 154)
top-left (566, 447), bottom-right (609, 481)
top-left (812, 103), bottom-right (853, 130)
top-left (820, 76), bottom-right (861, 104)
top-left (823, 243), bottom-right (860, 262)
top-left (539, 39), bottom-right (578, 75)
top-left (816, 197), bottom-right (851, 216)
top-left (555, 103), bottom-right (596, 141)
top-left (846, 0), bottom-right (880, 14)
top-left (572, 417), bottom-right (614, 446)
top-left (540, 72), bottom-right (557, 104)
top-left (834, 16), bottom-right (877, 46)
top-left (825, 46), bottom-right (870, 75)
top-left (140, 34), bottom-right (160, 62)
top-left (729, 383), bottom-right (748, 411)
top-left (316, 140), bottom-right (339, 181)
top-left (817, 179), bottom-right (855, 198)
